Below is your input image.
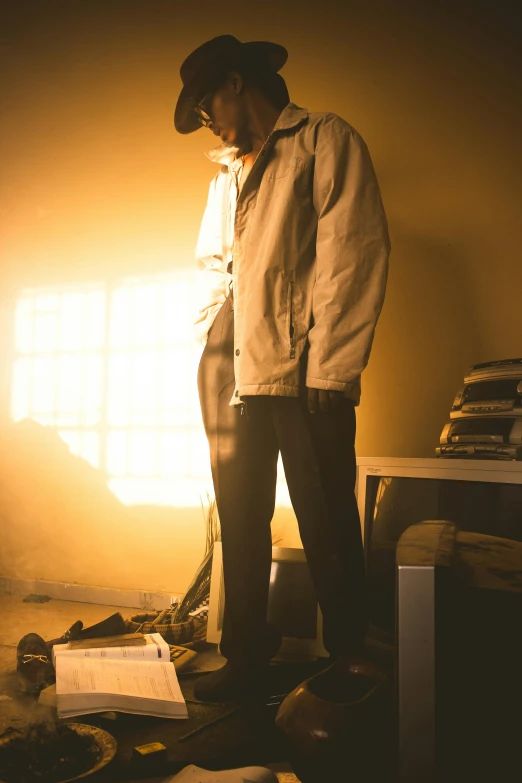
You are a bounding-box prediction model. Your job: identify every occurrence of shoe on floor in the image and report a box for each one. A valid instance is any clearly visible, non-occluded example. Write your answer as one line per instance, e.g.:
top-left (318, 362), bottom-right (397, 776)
top-left (45, 612), bottom-right (126, 654)
top-left (193, 661), bottom-right (270, 705)
top-left (78, 611), bottom-right (126, 640)
top-left (17, 633), bottom-right (56, 695)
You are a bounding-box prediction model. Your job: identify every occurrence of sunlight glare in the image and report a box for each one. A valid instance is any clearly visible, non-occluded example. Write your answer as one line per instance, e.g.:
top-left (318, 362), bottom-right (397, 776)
top-left (57, 356), bottom-right (83, 412)
top-left (60, 292), bottom-right (85, 350)
top-left (34, 311), bottom-right (58, 353)
top-left (108, 353), bottom-right (130, 426)
top-left (15, 300), bottom-right (33, 354)
top-left (107, 431), bottom-right (128, 476)
top-left (11, 358), bottom-right (31, 420)
top-left (160, 431), bottom-right (189, 476)
top-left (129, 430), bottom-right (157, 475)
top-left (110, 288), bottom-right (130, 349)
top-left (133, 284), bottom-right (158, 346)
top-left (32, 357), bottom-right (56, 412)
top-left (11, 275), bottom-right (294, 507)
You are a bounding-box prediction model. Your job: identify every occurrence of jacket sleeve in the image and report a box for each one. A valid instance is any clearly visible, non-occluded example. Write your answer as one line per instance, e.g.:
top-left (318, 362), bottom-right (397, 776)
top-left (306, 116), bottom-right (391, 392)
top-left (193, 173), bottom-right (229, 347)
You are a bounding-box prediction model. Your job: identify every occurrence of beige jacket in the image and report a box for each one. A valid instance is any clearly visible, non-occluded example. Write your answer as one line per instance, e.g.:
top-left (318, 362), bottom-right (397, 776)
top-left (194, 102), bottom-right (390, 408)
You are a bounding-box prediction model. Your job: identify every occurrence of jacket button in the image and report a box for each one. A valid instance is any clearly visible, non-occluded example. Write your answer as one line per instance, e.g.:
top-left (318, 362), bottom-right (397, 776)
top-left (235, 390), bottom-right (239, 396)
top-left (235, 349), bottom-right (240, 355)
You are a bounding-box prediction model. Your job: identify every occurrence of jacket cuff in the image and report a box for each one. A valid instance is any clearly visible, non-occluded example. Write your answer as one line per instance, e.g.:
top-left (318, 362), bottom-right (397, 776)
top-left (305, 375), bottom-right (350, 392)
top-left (305, 375), bottom-right (361, 404)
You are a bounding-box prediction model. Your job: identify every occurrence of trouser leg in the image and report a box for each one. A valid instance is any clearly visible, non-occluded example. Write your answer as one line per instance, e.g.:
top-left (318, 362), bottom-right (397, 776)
top-left (197, 292), bottom-right (280, 667)
top-left (268, 343), bottom-right (368, 657)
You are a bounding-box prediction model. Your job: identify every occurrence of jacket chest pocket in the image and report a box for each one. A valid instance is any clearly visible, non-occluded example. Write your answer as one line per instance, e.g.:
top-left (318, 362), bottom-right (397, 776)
top-left (265, 154), bottom-right (305, 180)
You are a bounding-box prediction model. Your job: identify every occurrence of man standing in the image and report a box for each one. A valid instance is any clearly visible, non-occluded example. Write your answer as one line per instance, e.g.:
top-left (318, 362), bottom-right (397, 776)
top-left (174, 35), bottom-right (390, 703)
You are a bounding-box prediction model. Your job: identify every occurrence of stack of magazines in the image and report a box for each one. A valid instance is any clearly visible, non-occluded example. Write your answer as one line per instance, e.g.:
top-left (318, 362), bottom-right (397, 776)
top-left (437, 358), bottom-right (522, 460)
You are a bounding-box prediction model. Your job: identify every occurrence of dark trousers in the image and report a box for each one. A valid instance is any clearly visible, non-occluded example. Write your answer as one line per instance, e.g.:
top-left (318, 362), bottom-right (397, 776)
top-left (197, 288), bottom-right (368, 665)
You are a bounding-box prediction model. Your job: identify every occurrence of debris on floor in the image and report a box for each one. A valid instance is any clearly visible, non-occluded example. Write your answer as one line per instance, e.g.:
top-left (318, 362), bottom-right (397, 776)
top-left (22, 594), bottom-right (52, 603)
top-left (0, 721), bottom-right (103, 783)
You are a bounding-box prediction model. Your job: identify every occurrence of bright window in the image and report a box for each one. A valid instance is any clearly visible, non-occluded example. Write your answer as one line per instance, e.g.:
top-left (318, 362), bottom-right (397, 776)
top-left (11, 272), bottom-right (291, 507)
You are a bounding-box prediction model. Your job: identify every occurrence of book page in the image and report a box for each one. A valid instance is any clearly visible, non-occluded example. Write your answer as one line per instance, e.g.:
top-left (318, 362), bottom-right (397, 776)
top-left (53, 633), bottom-right (169, 663)
top-left (56, 656), bottom-right (185, 704)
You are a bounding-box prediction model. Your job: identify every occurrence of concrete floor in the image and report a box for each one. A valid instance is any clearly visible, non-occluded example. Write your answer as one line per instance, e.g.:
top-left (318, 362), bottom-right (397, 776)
top-left (0, 593), bottom-right (300, 783)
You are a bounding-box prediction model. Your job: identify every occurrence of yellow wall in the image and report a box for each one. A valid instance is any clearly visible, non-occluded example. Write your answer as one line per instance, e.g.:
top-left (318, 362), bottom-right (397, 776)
top-left (1, 1), bottom-right (521, 596)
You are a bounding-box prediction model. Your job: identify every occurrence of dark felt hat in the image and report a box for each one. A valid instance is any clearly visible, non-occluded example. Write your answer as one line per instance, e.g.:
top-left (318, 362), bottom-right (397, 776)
top-left (174, 35), bottom-right (288, 134)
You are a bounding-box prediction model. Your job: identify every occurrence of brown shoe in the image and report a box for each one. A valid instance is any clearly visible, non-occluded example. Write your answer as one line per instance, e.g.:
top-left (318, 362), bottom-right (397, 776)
top-left (17, 633), bottom-right (56, 695)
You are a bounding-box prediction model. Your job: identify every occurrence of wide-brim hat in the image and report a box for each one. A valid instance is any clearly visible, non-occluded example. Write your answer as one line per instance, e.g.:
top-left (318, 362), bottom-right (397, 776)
top-left (174, 35), bottom-right (288, 134)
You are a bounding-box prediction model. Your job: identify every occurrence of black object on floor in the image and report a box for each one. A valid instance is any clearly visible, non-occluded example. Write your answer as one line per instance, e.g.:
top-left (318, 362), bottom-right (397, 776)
top-left (45, 612), bottom-right (127, 653)
top-left (193, 662), bottom-right (271, 705)
top-left (22, 594), bottom-right (52, 603)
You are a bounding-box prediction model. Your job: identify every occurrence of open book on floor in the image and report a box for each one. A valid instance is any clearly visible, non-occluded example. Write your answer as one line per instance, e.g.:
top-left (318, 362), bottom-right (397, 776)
top-left (53, 633), bottom-right (188, 720)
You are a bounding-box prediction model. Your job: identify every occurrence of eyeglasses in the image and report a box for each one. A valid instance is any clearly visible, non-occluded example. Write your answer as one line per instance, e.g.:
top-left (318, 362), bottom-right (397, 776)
top-left (194, 92), bottom-right (214, 128)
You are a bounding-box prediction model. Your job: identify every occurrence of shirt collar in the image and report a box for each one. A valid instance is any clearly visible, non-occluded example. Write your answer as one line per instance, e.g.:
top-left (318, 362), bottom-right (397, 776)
top-left (204, 102), bottom-right (308, 168)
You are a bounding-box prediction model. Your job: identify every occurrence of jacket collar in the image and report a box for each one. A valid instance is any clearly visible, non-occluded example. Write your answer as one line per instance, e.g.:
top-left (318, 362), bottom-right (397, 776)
top-left (204, 102), bottom-right (308, 167)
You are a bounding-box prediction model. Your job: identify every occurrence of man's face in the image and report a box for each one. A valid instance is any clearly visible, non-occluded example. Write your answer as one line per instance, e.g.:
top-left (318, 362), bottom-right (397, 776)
top-left (201, 72), bottom-right (248, 147)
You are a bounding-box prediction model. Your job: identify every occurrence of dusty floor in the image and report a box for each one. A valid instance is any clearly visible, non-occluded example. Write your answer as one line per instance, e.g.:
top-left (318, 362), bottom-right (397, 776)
top-left (0, 593), bottom-right (300, 783)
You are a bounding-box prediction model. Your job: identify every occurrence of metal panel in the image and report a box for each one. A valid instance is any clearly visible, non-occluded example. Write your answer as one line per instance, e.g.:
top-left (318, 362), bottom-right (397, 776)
top-left (397, 564), bottom-right (436, 783)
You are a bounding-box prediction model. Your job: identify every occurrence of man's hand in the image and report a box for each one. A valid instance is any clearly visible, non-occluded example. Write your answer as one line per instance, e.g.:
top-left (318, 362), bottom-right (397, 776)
top-left (307, 387), bottom-right (344, 414)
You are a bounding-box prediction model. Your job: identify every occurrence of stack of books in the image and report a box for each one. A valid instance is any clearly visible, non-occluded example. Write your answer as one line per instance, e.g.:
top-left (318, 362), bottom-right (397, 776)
top-left (41, 633), bottom-right (188, 720)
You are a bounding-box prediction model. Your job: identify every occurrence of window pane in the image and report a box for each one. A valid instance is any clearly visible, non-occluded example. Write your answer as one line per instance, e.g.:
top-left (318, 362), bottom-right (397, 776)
top-left (32, 357), bottom-right (56, 413)
top-left (108, 353), bottom-right (130, 426)
top-left (129, 430), bottom-right (157, 475)
top-left (15, 300), bottom-right (34, 354)
top-left (162, 281), bottom-right (192, 344)
top-left (85, 355), bottom-right (103, 425)
top-left (55, 412), bottom-right (82, 426)
top-left (85, 290), bottom-right (106, 349)
top-left (36, 294), bottom-right (59, 311)
top-left (81, 431), bottom-right (100, 469)
top-left (107, 430), bottom-right (128, 475)
top-left (130, 351), bottom-right (158, 420)
top-left (57, 355), bottom-right (83, 412)
top-left (11, 358), bottom-right (31, 421)
top-left (34, 311), bottom-right (59, 353)
top-left (60, 292), bottom-right (85, 350)
top-left (109, 287), bottom-right (130, 348)
top-left (133, 284), bottom-right (158, 346)
top-left (162, 348), bottom-right (190, 423)
top-left (161, 410), bottom-right (179, 426)
top-left (160, 431), bottom-right (189, 476)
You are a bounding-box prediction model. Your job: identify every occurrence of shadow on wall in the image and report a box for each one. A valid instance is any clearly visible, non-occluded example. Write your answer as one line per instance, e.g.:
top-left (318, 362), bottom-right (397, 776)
top-left (358, 227), bottom-right (483, 458)
top-left (0, 419), bottom-right (206, 595)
